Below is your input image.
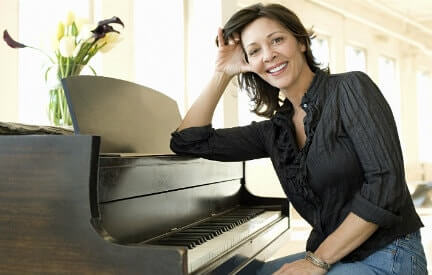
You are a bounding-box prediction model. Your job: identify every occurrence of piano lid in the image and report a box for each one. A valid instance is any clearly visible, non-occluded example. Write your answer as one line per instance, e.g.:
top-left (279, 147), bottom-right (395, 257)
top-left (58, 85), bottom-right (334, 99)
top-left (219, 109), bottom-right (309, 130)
top-left (62, 75), bottom-right (182, 155)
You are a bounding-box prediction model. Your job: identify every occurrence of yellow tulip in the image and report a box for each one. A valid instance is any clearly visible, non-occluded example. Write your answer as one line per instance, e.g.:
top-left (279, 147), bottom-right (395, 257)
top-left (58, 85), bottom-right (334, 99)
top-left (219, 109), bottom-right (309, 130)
top-left (64, 11), bottom-right (76, 27)
top-left (56, 22), bottom-right (65, 41)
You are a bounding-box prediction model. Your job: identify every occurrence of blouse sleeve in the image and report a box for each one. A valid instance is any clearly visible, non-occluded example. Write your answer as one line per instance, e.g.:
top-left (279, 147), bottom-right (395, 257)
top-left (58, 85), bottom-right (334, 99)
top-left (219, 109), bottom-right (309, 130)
top-left (339, 71), bottom-right (406, 228)
top-left (170, 120), bottom-right (271, 161)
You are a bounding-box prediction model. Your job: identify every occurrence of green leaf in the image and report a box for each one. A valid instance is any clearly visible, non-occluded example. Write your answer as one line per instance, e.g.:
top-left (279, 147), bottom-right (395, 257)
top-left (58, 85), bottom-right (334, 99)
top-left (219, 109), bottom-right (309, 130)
top-left (71, 22), bottom-right (78, 36)
top-left (44, 66), bottom-right (53, 82)
top-left (88, 65), bottom-right (97, 75)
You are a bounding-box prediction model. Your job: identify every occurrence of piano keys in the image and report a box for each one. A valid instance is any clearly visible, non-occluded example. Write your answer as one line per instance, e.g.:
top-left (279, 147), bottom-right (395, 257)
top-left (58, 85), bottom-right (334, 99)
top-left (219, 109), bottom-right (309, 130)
top-left (0, 135), bottom-right (290, 274)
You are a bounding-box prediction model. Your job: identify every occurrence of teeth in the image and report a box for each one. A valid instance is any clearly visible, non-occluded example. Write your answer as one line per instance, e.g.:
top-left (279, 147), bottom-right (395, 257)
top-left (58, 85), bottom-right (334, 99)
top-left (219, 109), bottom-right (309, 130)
top-left (268, 63), bottom-right (287, 73)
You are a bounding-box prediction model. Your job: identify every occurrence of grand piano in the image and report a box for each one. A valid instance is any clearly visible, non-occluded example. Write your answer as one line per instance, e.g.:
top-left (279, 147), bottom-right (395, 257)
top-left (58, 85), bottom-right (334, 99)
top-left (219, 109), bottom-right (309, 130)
top-left (0, 77), bottom-right (290, 275)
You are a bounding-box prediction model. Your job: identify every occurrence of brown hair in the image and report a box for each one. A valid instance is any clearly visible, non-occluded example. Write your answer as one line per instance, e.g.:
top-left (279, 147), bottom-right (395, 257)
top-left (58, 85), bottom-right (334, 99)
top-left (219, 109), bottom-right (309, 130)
top-left (221, 3), bottom-right (325, 118)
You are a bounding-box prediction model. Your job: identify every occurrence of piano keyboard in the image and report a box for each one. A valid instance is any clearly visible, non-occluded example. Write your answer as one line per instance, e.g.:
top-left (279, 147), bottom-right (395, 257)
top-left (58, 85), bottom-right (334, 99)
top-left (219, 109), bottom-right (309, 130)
top-left (150, 208), bottom-right (283, 274)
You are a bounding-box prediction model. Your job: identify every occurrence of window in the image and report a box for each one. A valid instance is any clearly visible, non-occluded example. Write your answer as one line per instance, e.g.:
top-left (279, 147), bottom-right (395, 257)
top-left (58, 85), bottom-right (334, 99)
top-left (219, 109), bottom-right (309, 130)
top-left (185, 1), bottom-right (223, 128)
top-left (378, 56), bottom-right (402, 137)
top-left (311, 36), bottom-right (330, 70)
top-left (134, 0), bottom-right (185, 116)
top-left (345, 45), bottom-right (366, 73)
top-left (417, 71), bottom-right (432, 163)
top-left (18, 0), bottom-right (90, 125)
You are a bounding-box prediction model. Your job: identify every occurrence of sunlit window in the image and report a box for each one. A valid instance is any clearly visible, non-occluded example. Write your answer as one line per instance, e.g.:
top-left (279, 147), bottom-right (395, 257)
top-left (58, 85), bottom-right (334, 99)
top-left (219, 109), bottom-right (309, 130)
top-left (18, 0), bottom-right (90, 125)
top-left (378, 56), bottom-right (402, 138)
top-left (417, 71), bottom-right (432, 163)
top-left (345, 45), bottom-right (366, 72)
top-left (311, 36), bottom-right (330, 70)
top-left (184, 1), bottom-right (223, 128)
top-left (134, 1), bottom-right (185, 116)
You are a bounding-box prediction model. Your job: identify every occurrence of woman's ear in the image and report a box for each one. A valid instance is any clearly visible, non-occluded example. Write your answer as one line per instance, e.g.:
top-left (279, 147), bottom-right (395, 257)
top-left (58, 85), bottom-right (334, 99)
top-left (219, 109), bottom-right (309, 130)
top-left (300, 43), bottom-right (306, 53)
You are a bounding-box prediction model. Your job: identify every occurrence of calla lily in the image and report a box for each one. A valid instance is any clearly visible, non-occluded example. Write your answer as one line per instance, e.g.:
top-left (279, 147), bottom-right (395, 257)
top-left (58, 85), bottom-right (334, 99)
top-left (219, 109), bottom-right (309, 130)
top-left (59, 36), bottom-right (76, 57)
top-left (3, 29), bottom-right (54, 63)
top-left (3, 30), bottom-right (27, 48)
top-left (98, 32), bottom-right (122, 53)
top-left (91, 16), bottom-right (124, 40)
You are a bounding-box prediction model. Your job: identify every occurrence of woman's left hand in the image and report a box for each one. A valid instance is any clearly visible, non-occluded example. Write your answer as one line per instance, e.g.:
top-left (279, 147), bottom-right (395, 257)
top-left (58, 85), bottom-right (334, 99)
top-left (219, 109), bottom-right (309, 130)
top-left (273, 259), bottom-right (327, 275)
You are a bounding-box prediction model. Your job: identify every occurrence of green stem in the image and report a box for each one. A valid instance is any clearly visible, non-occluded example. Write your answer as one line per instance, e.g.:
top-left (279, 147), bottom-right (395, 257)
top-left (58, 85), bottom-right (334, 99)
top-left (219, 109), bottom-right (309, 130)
top-left (65, 57), bottom-right (71, 77)
top-left (57, 88), bottom-right (65, 122)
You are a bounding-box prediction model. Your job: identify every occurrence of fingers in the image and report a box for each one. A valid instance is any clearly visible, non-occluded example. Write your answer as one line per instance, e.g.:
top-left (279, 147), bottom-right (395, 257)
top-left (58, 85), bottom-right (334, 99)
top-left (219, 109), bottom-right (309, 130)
top-left (232, 32), bottom-right (240, 43)
top-left (228, 32), bottom-right (240, 45)
top-left (217, 27), bottom-right (241, 47)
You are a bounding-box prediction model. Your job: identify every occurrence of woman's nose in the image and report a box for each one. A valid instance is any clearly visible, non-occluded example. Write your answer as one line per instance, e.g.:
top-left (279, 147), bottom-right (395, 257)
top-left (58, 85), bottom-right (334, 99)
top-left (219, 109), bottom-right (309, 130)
top-left (263, 47), bottom-right (277, 63)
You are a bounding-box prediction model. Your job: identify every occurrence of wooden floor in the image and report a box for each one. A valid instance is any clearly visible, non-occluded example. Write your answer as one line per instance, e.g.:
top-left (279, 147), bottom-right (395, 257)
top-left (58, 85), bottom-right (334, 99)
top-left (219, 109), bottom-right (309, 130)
top-left (270, 206), bottom-right (432, 273)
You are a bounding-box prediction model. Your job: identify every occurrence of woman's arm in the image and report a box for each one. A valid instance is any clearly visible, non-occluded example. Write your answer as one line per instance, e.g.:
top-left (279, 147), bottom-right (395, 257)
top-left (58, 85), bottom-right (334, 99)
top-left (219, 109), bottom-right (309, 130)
top-left (177, 71), bottom-right (232, 131)
top-left (274, 213), bottom-right (378, 275)
top-left (177, 28), bottom-right (250, 131)
top-left (314, 212), bottom-right (378, 265)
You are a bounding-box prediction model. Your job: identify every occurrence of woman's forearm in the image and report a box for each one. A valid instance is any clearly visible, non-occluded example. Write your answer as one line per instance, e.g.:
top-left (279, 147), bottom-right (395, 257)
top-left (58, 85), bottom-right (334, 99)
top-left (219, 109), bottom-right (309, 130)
top-left (177, 72), bottom-right (233, 131)
top-left (313, 212), bottom-right (378, 265)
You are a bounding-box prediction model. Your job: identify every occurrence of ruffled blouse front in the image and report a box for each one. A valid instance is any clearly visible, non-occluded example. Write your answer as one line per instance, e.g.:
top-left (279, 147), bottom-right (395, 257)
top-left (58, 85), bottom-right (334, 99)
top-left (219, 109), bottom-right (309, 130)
top-left (270, 70), bottom-right (324, 204)
top-left (170, 70), bottom-right (423, 262)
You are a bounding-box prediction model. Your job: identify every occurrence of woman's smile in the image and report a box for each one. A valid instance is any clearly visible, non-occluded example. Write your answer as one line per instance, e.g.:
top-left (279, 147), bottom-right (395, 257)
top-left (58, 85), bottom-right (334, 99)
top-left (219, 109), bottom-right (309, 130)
top-left (266, 62), bottom-right (288, 76)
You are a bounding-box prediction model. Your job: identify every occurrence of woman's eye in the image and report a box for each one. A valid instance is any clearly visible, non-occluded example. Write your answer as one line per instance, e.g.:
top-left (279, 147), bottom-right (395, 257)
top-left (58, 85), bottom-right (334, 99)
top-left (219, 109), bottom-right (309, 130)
top-left (248, 49), bottom-right (259, 56)
top-left (272, 37), bottom-right (284, 45)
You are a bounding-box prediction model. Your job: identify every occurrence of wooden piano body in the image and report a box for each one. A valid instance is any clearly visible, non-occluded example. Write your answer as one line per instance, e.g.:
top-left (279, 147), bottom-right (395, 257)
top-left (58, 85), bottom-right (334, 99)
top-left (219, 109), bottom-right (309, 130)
top-left (0, 135), bottom-right (290, 274)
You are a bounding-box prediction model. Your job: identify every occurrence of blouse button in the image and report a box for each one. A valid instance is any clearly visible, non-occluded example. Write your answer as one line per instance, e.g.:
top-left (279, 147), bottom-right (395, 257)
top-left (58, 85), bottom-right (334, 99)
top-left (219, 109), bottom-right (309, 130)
top-left (302, 103), bottom-right (308, 108)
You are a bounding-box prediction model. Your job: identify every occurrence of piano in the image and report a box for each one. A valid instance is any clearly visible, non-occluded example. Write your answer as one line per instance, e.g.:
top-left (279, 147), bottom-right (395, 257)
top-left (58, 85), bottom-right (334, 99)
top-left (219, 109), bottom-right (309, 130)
top-left (0, 134), bottom-right (290, 274)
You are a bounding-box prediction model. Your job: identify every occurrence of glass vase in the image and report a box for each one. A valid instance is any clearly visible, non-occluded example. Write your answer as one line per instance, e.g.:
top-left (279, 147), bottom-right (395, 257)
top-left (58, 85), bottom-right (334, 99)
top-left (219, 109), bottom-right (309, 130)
top-left (48, 86), bottom-right (72, 126)
top-left (46, 62), bottom-right (85, 127)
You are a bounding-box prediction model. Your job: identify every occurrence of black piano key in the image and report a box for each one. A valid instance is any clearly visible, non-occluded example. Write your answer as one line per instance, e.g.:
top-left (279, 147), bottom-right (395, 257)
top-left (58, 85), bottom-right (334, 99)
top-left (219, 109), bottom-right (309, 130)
top-left (173, 232), bottom-right (211, 242)
top-left (203, 221), bottom-right (236, 229)
top-left (168, 236), bottom-right (205, 245)
top-left (189, 225), bottom-right (224, 235)
top-left (150, 208), bottom-right (267, 250)
top-left (182, 228), bottom-right (218, 237)
top-left (182, 229), bottom-right (217, 239)
top-left (156, 240), bottom-right (195, 249)
top-left (163, 237), bottom-right (202, 246)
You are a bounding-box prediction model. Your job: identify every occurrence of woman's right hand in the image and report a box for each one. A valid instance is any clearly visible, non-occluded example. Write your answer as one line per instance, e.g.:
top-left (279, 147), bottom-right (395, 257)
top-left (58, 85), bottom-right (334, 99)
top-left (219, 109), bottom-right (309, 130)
top-left (215, 28), bottom-right (252, 76)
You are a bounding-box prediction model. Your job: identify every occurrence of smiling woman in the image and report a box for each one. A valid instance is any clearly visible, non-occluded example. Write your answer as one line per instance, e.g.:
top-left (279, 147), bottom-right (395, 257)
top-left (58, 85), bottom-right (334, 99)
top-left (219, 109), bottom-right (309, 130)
top-left (169, 3), bottom-right (428, 275)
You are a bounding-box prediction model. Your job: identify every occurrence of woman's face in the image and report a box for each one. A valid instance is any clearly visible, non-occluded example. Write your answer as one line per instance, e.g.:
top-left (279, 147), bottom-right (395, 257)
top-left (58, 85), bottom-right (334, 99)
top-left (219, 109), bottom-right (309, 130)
top-left (241, 17), bottom-right (308, 92)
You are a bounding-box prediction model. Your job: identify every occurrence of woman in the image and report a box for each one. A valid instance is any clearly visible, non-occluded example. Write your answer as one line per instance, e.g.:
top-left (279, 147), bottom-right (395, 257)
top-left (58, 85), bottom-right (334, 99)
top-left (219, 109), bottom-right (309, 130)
top-left (170, 3), bottom-right (428, 275)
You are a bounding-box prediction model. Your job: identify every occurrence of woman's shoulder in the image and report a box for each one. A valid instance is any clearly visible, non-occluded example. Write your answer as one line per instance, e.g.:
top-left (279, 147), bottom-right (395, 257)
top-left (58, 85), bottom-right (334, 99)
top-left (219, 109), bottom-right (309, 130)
top-left (326, 70), bottom-right (378, 98)
top-left (327, 70), bottom-right (371, 85)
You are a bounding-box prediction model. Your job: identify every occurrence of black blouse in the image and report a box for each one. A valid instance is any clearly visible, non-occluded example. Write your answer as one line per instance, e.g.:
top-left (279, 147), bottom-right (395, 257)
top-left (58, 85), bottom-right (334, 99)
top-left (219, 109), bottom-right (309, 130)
top-left (170, 70), bottom-right (423, 262)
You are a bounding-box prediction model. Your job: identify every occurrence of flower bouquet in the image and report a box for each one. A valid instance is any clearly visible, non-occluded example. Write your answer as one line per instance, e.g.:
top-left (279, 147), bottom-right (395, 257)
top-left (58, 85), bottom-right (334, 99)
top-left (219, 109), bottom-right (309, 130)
top-left (3, 12), bottom-right (124, 126)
